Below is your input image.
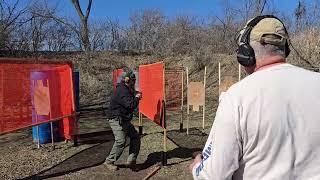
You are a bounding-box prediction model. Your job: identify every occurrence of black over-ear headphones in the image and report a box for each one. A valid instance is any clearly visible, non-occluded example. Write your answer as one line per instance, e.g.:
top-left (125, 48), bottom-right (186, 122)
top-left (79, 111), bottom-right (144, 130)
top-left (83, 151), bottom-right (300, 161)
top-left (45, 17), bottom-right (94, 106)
top-left (236, 15), bottom-right (291, 67)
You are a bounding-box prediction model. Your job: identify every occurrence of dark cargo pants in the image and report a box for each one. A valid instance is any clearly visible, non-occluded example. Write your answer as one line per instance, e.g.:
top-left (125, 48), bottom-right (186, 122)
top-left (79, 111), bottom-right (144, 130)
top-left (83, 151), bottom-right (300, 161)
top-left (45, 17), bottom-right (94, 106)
top-left (105, 117), bottom-right (140, 163)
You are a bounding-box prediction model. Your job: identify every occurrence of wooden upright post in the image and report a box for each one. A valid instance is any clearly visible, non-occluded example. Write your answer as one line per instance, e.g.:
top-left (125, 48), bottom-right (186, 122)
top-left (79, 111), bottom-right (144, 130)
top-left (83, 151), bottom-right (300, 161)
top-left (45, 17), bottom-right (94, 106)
top-left (163, 113), bottom-right (167, 166)
top-left (202, 66), bottom-right (206, 130)
top-left (186, 67), bottom-right (189, 135)
top-left (180, 70), bottom-right (184, 132)
top-left (139, 112), bottom-right (143, 135)
top-left (50, 121), bottom-right (54, 149)
top-left (36, 116), bottom-right (40, 149)
top-left (32, 80), bottom-right (41, 149)
top-left (238, 64), bottom-right (241, 81)
top-left (218, 62), bottom-right (221, 95)
top-left (162, 67), bottom-right (167, 166)
top-left (45, 79), bottom-right (55, 150)
top-left (0, 68), bottom-right (3, 132)
top-left (71, 69), bottom-right (79, 147)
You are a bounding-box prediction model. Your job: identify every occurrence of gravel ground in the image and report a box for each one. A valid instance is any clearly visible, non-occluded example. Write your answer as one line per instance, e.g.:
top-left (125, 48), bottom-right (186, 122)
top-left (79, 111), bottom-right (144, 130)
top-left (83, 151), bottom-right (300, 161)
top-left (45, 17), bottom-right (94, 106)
top-left (0, 108), bottom-right (213, 180)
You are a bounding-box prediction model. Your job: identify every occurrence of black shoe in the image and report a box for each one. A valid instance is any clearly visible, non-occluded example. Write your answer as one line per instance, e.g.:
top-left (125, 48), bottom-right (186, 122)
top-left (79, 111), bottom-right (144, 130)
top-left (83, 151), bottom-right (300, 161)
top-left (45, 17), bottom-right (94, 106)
top-left (125, 160), bottom-right (136, 167)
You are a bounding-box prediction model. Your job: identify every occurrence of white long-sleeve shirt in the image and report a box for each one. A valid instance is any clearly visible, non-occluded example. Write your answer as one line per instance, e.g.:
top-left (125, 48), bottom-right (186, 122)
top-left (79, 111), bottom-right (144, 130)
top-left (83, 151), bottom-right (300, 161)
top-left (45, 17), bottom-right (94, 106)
top-left (193, 64), bottom-right (320, 180)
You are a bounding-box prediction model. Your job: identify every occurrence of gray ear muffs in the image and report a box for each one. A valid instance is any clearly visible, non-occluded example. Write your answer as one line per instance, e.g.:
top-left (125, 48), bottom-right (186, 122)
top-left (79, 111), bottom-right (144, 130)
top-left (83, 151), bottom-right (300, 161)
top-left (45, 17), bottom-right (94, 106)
top-left (236, 15), bottom-right (290, 67)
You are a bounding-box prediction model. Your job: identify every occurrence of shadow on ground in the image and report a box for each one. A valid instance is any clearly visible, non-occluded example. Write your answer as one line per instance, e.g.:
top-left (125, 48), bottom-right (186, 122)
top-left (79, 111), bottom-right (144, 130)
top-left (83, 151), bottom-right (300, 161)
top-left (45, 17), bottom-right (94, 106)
top-left (131, 127), bottom-right (208, 171)
top-left (167, 127), bottom-right (208, 149)
top-left (21, 130), bottom-right (115, 180)
top-left (20, 127), bottom-right (208, 179)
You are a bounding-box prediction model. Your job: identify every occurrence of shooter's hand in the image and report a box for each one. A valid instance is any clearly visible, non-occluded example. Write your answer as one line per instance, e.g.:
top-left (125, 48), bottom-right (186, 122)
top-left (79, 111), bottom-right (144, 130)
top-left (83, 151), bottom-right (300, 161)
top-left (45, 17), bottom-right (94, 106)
top-left (135, 92), bottom-right (142, 99)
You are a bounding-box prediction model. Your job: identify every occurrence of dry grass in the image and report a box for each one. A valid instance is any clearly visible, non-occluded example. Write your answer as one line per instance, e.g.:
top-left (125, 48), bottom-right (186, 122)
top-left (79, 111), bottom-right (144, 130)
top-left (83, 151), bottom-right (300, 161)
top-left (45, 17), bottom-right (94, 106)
top-left (219, 75), bottom-right (238, 94)
top-left (289, 28), bottom-right (320, 68)
top-left (1, 48), bottom-right (319, 179)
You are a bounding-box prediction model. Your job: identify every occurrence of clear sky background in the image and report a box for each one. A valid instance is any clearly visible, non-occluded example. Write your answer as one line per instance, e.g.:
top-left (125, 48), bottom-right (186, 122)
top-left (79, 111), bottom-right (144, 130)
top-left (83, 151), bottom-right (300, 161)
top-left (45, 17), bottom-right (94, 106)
top-left (29, 0), bottom-right (315, 24)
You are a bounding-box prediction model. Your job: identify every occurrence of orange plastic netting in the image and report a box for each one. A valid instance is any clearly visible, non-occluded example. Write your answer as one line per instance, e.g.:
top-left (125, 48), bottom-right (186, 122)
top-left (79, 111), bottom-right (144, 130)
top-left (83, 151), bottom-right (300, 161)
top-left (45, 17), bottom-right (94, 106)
top-left (139, 62), bottom-right (164, 127)
top-left (165, 70), bottom-right (183, 111)
top-left (0, 59), bottom-right (75, 139)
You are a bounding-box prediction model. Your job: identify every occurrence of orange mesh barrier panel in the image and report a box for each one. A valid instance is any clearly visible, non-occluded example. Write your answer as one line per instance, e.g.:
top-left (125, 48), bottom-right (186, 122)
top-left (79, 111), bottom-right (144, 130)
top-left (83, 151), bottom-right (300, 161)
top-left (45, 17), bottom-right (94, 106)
top-left (165, 70), bottom-right (183, 111)
top-left (0, 58), bottom-right (75, 139)
top-left (188, 82), bottom-right (205, 112)
top-left (112, 69), bottom-right (123, 90)
top-left (139, 62), bottom-right (164, 127)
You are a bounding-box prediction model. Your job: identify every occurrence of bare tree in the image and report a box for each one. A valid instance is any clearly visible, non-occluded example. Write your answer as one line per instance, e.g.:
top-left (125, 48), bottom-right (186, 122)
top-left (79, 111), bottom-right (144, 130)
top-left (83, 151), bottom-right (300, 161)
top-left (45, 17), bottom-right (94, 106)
top-left (254, 0), bottom-right (268, 15)
top-left (90, 21), bottom-right (107, 51)
top-left (46, 22), bottom-right (75, 51)
top-left (104, 18), bottom-right (121, 50)
top-left (220, 0), bottom-right (271, 23)
top-left (9, 23), bottom-right (31, 50)
top-left (0, 0), bottom-right (30, 49)
top-left (30, 16), bottom-right (46, 51)
top-left (295, 1), bottom-right (307, 32)
top-left (127, 10), bottom-right (166, 53)
top-left (30, 2), bottom-right (84, 52)
top-left (70, 0), bottom-right (92, 52)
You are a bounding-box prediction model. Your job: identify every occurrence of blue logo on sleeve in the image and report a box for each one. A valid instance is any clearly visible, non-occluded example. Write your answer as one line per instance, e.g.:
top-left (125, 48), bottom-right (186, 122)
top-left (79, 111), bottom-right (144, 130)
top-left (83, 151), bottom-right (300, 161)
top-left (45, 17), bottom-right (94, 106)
top-left (196, 142), bottom-right (213, 176)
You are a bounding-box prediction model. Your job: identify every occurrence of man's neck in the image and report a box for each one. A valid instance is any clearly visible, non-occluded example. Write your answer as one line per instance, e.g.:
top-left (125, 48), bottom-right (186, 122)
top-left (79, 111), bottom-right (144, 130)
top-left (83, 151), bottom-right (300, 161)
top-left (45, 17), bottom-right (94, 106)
top-left (254, 55), bottom-right (286, 72)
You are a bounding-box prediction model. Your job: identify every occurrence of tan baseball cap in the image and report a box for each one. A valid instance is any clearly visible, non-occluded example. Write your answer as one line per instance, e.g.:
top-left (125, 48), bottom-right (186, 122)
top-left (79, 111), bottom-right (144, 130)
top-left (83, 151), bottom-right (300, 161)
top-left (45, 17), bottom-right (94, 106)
top-left (249, 17), bottom-right (289, 46)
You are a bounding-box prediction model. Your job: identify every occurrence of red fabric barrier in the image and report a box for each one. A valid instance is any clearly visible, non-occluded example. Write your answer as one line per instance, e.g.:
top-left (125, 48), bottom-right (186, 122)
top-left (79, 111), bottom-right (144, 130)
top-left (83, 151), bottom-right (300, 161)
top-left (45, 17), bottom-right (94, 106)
top-left (0, 59), bottom-right (75, 139)
top-left (139, 62), bottom-right (164, 127)
top-left (56, 67), bottom-right (75, 140)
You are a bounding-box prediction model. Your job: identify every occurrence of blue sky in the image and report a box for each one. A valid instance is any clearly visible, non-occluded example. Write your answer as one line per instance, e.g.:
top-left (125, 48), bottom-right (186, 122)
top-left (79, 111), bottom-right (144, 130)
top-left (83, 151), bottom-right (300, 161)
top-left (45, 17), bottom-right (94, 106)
top-left (46, 0), bottom-right (314, 24)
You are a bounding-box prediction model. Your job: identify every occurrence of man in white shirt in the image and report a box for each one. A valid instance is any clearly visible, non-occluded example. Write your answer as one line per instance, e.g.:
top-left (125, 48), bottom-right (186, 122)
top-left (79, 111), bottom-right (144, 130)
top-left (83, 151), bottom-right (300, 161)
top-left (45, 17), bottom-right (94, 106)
top-left (190, 15), bottom-right (320, 180)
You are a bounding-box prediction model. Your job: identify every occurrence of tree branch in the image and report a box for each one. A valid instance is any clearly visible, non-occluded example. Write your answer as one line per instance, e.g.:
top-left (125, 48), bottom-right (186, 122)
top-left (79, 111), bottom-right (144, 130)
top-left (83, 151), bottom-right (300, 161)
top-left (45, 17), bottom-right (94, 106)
top-left (71, 0), bottom-right (84, 20)
top-left (260, 0), bottom-right (267, 14)
top-left (85, 0), bottom-right (92, 19)
top-left (32, 11), bottom-right (80, 37)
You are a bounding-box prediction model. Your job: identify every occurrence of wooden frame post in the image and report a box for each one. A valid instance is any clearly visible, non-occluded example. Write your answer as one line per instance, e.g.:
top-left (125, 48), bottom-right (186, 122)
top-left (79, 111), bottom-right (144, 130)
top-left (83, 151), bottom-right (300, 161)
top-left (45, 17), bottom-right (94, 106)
top-left (186, 67), bottom-right (189, 135)
top-left (202, 66), bottom-right (206, 130)
top-left (36, 116), bottom-right (40, 149)
top-left (238, 64), bottom-right (241, 81)
top-left (32, 80), bottom-right (41, 149)
top-left (139, 112), bottom-right (143, 135)
top-left (180, 70), bottom-right (184, 132)
top-left (50, 121), bottom-right (54, 149)
top-left (162, 101), bottom-right (167, 166)
top-left (71, 69), bottom-right (79, 147)
top-left (162, 66), bottom-right (167, 166)
top-left (218, 62), bottom-right (221, 95)
top-left (0, 68), bottom-right (3, 132)
top-left (46, 79), bottom-right (55, 150)
top-left (73, 113), bottom-right (79, 147)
